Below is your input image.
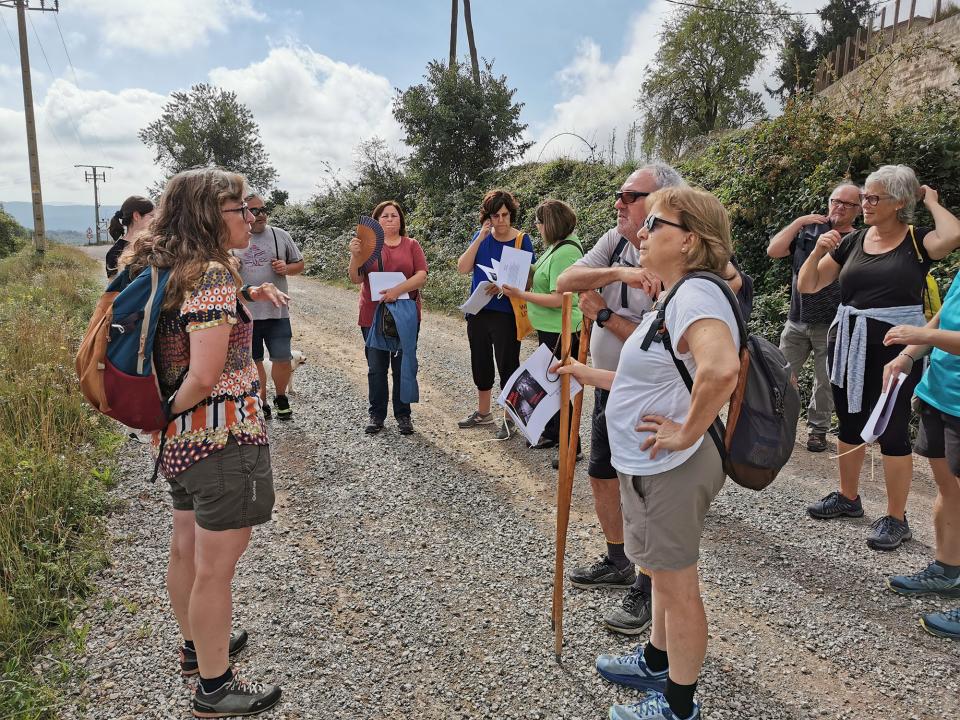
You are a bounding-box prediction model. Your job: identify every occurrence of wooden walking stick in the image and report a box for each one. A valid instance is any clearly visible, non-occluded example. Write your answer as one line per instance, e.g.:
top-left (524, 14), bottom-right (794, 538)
top-left (551, 294), bottom-right (592, 662)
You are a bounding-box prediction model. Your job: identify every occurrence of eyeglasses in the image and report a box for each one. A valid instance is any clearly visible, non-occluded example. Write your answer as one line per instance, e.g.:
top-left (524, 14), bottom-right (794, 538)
top-left (859, 193), bottom-right (893, 207)
top-left (222, 202), bottom-right (250, 216)
top-left (615, 190), bottom-right (650, 205)
top-left (644, 213), bottom-right (687, 233)
top-left (829, 198), bottom-right (859, 210)
top-left (248, 207), bottom-right (268, 217)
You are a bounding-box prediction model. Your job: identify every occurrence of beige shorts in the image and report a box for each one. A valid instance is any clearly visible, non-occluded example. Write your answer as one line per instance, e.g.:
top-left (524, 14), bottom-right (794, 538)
top-left (617, 438), bottom-right (725, 571)
top-left (168, 436), bottom-right (275, 531)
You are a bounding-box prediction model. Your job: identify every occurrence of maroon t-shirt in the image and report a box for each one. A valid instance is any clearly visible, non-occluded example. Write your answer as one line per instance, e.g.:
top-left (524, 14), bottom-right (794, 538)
top-left (358, 236), bottom-right (428, 327)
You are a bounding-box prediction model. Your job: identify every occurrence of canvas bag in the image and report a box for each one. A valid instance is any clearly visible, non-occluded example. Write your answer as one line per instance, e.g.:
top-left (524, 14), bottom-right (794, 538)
top-left (909, 225), bottom-right (941, 320)
top-left (640, 272), bottom-right (800, 491)
top-left (508, 232), bottom-right (534, 341)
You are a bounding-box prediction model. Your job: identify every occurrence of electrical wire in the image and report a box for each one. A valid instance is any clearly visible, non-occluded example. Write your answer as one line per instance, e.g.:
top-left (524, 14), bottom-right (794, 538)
top-left (53, 12), bottom-right (108, 159)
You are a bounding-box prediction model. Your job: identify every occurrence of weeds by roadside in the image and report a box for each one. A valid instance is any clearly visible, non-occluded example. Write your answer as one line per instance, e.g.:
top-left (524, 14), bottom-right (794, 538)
top-left (0, 245), bottom-right (122, 719)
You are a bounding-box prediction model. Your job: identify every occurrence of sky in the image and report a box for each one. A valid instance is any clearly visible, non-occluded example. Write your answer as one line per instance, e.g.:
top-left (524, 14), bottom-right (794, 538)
top-left (0, 0), bottom-right (908, 206)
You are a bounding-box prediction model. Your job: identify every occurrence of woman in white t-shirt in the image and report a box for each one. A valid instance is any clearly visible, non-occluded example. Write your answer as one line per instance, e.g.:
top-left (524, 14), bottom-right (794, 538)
top-left (556, 186), bottom-right (740, 720)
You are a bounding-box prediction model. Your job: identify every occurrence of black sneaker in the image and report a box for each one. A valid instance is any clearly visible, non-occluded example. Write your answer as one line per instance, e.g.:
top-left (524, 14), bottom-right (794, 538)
top-left (274, 395), bottom-right (292, 420)
top-left (261, 403), bottom-right (272, 420)
top-left (603, 585), bottom-right (652, 636)
top-left (179, 630), bottom-right (249, 677)
top-left (494, 416), bottom-right (515, 440)
top-left (365, 417), bottom-right (385, 434)
top-left (569, 555), bottom-right (636, 589)
top-left (807, 491), bottom-right (864, 519)
top-left (397, 416), bottom-right (414, 435)
top-left (867, 514), bottom-right (912, 551)
top-left (192, 674), bottom-right (281, 718)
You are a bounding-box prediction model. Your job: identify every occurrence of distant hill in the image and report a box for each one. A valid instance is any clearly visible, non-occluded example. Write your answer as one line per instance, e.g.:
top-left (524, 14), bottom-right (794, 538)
top-left (0, 201), bottom-right (121, 237)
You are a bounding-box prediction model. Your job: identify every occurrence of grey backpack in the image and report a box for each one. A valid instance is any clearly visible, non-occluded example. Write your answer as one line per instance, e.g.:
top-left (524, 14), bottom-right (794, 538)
top-left (640, 272), bottom-right (800, 491)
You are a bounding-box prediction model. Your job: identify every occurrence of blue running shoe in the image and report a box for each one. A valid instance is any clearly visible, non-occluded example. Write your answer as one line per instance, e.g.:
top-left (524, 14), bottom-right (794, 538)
top-left (609, 691), bottom-right (700, 720)
top-left (920, 607), bottom-right (960, 640)
top-left (888, 561), bottom-right (960, 598)
top-left (596, 646), bottom-right (668, 692)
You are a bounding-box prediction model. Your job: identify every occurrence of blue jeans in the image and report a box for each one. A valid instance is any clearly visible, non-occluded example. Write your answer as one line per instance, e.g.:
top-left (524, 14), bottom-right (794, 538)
top-left (360, 326), bottom-right (410, 421)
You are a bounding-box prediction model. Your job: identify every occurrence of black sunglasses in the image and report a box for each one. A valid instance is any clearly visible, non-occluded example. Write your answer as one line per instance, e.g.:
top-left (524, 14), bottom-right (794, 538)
top-left (615, 190), bottom-right (650, 205)
top-left (644, 213), bottom-right (688, 232)
top-left (249, 207), bottom-right (269, 217)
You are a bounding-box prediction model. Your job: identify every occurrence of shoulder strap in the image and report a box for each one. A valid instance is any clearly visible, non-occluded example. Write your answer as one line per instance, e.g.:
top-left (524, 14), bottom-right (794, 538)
top-left (514, 232), bottom-right (525, 249)
top-left (642, 272), bottom-right (749, 350)
top-left (608, 235), bottom-right (629, 267)
top-left (271, 227), bottom-right (289, 263)
top-left (908, 225), bottom-right (923, 263)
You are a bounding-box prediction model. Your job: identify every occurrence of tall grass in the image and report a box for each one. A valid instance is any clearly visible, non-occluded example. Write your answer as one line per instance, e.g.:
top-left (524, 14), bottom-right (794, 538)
top-left (0, 245), bottom-right (121, 719)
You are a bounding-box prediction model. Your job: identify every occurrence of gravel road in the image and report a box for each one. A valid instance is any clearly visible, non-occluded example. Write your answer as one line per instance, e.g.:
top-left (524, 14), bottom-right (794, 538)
top-left (59, 259), bottom-right (959, 719)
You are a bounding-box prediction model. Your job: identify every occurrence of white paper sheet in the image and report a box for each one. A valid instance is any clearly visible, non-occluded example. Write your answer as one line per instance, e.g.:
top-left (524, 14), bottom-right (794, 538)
top-left (458, 281), bottom-right (496, 315)
top-left (497, 246), bottom-right (533, 291)
top-left (368, 272), bottom-right (409, 301)
top-left (861, 371), bottom-right (908, 444)
top-left (497, 344), bottom-right (582, 445)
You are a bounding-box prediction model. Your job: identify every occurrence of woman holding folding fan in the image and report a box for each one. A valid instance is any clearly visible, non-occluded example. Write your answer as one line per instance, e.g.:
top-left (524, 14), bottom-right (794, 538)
top-left (348, 200), bottom-right (428, 436)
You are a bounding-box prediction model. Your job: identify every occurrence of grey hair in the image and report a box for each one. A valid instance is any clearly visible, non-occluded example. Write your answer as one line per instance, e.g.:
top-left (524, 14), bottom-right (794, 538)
top-left (629, 163), bottom-right (686, 190)
top-left (830, 181), bottom-right (859, 196)
top-left (865, 164), bottom-right (920, 223)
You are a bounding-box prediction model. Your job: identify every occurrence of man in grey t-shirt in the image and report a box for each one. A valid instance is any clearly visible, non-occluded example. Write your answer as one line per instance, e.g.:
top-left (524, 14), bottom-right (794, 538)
top-left (237, 194), bottom-right (305, 419)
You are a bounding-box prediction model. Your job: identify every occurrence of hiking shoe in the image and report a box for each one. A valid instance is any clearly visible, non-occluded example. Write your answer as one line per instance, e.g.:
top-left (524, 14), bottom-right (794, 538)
top-left (920, 607), bottom-right (960, 640)
top-left (192, 674), bottom-right (281, 718)
top-left (274, 395), bottom-right (292, 420)
top-left (494, 416), bottom-right (515, 440)
top-left (867, 514), bottom-right (912, 551)
top-left (569, 555), bottom-right (636, 589)
top-left (609, 691), bottom-right (700, 720)
top-left (807, 491), bottom-right (864, 519)
top-left (596, 645), bottom-right (668, 692)
top-left (603, 585), bottom-right (652, 635)
top-left (261, 403), bottom-right (272, 420)
top-left (551, 439), bottom-right (583, 469)
top-left (365, 417), bottom-right (385, 434)
top-left (397, 416), bottom-right (414, 435)
top-left (888, 561), bottom-right (960, 598)
top-left (179, 630), bottom-right (249, 677)
top-left (528, 437), bottom-right (558, 450)
top-left (806, 432), bottom-right (827, 452)
top-left (458, 410), bottom-right (494, 428)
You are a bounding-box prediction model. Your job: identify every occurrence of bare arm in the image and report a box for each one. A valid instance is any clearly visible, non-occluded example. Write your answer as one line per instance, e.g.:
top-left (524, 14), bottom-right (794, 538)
top-left (551, 358), bottom-right (616, 390)
top-left (556, 264), bottom-right (624, 293)
top-left (457, 223), bottom-right (490, 274)
top-left (379, 270), bottom-right (428, 302)
top-left (919, 187), bottom-right (960, 260)
top-left (767, 214), bottom-right (826, 258)
top-left (796, 229), bottom-right (842, 293)
top-left (170, 322), bottom-right (232, 415)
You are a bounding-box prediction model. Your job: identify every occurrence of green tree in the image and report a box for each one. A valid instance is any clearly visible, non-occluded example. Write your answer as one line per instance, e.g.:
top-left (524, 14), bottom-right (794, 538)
top-left (139, 83), bottom-right (277, 193)
top-left (812, 0), bottom-right (872, 62)
top-left (638, 0), bottom-right (782, 161)
top-left (393, 59), bottom-right (531, 194)
top-left (767, 19), bottom-right (818, 104)
top-left (0, 206), bottom-right (28, 258)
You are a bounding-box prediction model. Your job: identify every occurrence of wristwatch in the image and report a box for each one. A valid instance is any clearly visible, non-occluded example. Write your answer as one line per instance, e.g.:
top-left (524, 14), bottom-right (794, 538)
top-left (596, 308), bottom-right (613, 328)
top-left (239, 284), bottom-right (255, 302)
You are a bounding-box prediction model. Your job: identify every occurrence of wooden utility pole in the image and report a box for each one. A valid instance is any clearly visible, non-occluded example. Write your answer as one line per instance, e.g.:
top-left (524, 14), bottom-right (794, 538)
top-left (1, 0), bottom-right (59, 255)
top-left (75, 164), bottom-right (113, 244)
top-left (448, 0), bottom-right (458, 69)
top-left (462, 0), bottom-right (480, 86)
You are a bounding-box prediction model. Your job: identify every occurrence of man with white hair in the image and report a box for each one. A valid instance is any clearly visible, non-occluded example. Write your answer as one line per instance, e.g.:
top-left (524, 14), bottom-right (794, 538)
top-left (767, 182), bottom-right (861, 452)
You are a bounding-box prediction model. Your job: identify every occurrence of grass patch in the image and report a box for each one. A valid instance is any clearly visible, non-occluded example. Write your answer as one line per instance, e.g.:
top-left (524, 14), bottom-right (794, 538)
top-left (0, 245), bottom-right (122, 719)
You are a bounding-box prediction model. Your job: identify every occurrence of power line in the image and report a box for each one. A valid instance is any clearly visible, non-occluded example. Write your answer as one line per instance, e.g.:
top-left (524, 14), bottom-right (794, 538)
top-left (53, 12), bottom-right (107, 159)
top-left (0, 8), bottom-right (15, 53)
top-left (26, 8), bottom-right (88, 155)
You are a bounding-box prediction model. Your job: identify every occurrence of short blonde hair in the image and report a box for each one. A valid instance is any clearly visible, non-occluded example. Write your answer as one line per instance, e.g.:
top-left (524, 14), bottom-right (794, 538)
top-left (646, 186), bottom-right (732, 274)
top-left (534, 199), bottom-right (577, 246)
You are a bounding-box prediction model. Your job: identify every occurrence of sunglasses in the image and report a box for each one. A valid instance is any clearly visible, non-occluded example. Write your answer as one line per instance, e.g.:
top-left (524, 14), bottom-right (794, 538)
top-left (615, 190), bottom-right (650, 205)
top-left (249, 207), bottom-right (269, 217)
top-left (644, 213), bottom-right (687, 232)
top-left (221, 202), bottom-right (249, 215)
top-left (829, 198), bottom-right (859, 210)
top-left (859, 193), bottom-right (893, 207)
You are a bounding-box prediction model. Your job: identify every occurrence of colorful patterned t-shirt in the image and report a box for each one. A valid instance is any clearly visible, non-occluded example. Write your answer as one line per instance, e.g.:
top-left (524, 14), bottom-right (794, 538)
top-left (151, 262), bottom-right (267, 478)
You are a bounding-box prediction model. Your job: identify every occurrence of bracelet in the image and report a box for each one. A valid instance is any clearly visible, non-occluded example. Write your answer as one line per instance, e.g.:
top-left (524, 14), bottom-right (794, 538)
top-left (899, 351), bottom-right (916, 363)
top-left (239, 284), bottom-right (255, 302)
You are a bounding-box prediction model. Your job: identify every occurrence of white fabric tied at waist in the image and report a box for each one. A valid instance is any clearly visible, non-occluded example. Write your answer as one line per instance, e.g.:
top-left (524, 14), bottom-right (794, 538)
top-left (828, 303), bottom-right (926, 413)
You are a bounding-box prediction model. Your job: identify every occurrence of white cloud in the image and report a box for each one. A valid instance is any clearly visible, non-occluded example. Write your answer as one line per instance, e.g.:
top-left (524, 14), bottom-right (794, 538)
top-left (209, 45), bottom-right (402, 198)
top-left (78, 0), bottom-right (264, 54)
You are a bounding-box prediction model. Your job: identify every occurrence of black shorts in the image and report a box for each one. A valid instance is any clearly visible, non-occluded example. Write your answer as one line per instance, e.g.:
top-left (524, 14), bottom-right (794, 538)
top-left (252, 318), bottom-right (293, 362)
top-left (914, 398), bottom-right (960, 477)
top-left (589, 388), bottom-right (617, 480)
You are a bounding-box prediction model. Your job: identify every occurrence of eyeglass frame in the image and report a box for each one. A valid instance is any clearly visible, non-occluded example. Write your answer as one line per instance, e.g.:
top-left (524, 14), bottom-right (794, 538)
top-left (615, 190), bottom-right (650, 205)
top-left (644, 213), bottom-right (688, 233)
top-left (221, 202), bottom-right (251, 216)
top-left (858, 192), bottom-right (894, 207)
top-left (828, 198), bottom-right (859, 210)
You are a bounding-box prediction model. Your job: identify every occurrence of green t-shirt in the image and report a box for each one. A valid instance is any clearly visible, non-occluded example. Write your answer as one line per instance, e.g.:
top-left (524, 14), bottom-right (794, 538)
top-left (527, 235), bottom-right (584, 333)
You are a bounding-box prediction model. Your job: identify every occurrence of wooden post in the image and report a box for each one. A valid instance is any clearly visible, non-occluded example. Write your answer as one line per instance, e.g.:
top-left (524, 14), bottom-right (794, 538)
top-left (933, 0), bottom-right (942, 23)
top-left (854, 27), bottom-right (863, 69)
top-left (879, 8), bottom-right (887, 48)
top-left (552, 293), bottom-right (574, 662)
top-left (865, 15), bottom-right (873, 60)
top-left (836, 42), bottom-right (844, 78)
top-left (892, 0), bottom-right (901, 42)
top-left (844, 36), bottom-right (853, 75)
top-left (907, 0), bottom-right (917, 32)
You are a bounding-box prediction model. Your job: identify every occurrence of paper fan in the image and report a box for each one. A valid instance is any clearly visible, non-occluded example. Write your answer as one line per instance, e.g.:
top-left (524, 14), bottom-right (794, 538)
top-left (356, 215), bottom-right (385, 271)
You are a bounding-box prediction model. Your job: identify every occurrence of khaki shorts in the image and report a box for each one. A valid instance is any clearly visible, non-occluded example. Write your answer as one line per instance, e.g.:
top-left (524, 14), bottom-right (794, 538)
top-left (617, 438), bottom-right (725, 571)
top-left (168, 436), bottom-right (275, 531)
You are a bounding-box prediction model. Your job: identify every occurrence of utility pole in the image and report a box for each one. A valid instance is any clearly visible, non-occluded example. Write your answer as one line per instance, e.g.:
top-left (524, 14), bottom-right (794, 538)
top-left (1, 0), bottom-right (59, 255)
top-left (75, 164), bottom-right (112, 244)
